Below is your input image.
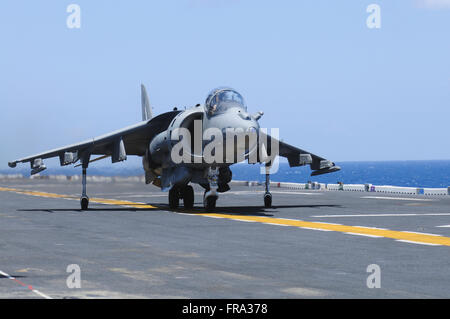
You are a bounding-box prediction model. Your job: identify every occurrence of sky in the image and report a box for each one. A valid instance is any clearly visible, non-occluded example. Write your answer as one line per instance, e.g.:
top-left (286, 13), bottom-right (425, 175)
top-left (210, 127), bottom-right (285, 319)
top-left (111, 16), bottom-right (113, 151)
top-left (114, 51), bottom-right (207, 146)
top-left (0, 0), bottom-right (449, 171)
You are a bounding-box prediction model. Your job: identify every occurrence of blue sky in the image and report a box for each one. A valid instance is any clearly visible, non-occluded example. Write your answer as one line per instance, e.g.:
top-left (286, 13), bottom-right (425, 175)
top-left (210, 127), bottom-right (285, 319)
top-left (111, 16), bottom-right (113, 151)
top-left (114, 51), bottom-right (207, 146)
top-left (0, 0), bottom-right (449, 170)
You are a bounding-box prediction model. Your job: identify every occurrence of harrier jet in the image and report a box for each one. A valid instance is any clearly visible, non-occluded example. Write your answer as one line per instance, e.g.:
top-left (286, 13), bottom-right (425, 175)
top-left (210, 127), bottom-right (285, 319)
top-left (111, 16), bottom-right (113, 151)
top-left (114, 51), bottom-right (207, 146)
top-left (8, 86), bottom-right (340, 211)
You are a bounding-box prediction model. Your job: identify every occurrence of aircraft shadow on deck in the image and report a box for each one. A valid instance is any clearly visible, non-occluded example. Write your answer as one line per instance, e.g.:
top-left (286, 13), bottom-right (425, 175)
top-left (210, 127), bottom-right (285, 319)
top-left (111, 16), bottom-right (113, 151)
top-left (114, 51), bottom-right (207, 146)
top-left (17, 203), bottom-right (341, 216)
top-left (17, 207), bottom-right (159, 213)
top-left (199, 204), bottom-right (342, 216)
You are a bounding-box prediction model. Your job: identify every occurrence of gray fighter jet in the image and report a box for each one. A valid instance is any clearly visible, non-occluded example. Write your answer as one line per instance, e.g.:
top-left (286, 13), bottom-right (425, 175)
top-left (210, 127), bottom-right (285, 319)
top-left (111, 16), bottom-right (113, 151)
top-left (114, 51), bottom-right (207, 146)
top-left (8, 86), bottom-right (340, 211)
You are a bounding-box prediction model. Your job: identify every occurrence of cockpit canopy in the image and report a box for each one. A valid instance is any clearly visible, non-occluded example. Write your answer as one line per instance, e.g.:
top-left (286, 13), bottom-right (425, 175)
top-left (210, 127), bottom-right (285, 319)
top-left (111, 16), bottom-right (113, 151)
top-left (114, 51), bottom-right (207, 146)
top-left (205, 87), bottom-right (246, 115)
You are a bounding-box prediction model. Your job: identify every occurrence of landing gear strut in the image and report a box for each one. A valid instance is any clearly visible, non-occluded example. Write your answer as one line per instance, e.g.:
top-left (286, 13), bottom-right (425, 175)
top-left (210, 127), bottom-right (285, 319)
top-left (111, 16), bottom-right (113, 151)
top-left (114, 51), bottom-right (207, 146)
top-left (80, 156), bottom-right (90, 210)
top-left (203, 167), bottom-right (219, 212)
top-left (169, 185), bottom-right (195, 209)
top-left (264, 164), bottom-right (272, 208)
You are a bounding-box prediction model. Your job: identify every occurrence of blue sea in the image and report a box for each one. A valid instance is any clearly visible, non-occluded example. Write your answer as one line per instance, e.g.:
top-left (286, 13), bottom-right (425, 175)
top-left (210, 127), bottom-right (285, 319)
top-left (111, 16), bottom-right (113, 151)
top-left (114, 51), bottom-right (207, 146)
top-left (230, 160), bottom-right (450, 188)
top-left (2, 160), bottom-right (449, 188)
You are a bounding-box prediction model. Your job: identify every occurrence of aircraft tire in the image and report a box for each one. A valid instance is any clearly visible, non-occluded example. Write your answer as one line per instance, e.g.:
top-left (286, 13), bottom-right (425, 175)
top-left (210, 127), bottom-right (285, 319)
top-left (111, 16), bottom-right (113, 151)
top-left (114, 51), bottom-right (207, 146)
top-left (80, 196), bottom-right (89, 211)
top-left (182, 185), bottom-right (194, 209)
top-left (264, 193), bottom-right (272, 208)
top-left (169, 186), bottom-right (180, 209)
top-left (204, 193), bottom-right (217, 212)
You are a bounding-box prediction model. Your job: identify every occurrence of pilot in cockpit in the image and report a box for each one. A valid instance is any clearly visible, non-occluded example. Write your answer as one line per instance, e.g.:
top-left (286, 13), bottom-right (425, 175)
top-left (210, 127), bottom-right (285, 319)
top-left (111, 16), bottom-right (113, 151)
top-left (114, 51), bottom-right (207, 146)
top-left (205, 88), bottom-right (246, 116)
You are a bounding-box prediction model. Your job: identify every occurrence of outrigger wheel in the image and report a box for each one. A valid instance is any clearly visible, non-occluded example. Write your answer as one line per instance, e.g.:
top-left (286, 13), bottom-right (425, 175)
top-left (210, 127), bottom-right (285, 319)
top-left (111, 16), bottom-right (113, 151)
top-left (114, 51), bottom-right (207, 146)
top-left (264, 192), bottom-right (272, 208)
top-left (263, 164), bottom-right (272, 208)
top-left (80, 196), bottom-right (89, 211)
top-left (80, 164), bottom-right (89, 211)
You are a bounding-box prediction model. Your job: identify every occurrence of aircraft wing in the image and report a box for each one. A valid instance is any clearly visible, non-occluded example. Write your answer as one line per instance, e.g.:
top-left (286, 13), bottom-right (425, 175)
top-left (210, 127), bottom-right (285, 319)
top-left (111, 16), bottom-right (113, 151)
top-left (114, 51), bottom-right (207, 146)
top-left (262, 132), bottom-right (341, 176)
top-left (8, 120), bottom-right (155, 173)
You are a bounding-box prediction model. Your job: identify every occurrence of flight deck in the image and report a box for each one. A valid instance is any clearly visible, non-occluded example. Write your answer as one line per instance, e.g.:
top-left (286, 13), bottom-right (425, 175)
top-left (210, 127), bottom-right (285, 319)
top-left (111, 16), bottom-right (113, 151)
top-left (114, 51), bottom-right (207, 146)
top-left (1, 178), bottom-right (450, 299)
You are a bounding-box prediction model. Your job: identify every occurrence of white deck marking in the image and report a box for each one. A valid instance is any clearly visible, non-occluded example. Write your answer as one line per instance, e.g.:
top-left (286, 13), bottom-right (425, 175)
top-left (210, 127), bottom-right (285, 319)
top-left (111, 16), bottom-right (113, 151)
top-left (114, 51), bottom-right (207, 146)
top-left (312, 221), bottom-right (342, 225)
top-left (437, 225), bottom-right (450, 228)
top-left (232, 219), bottom-right (257, 223)
top-left (175, 212), bottom-right (199, 216)
top-left (271, 191), bottom-right (322, 195)
top-left (402, 231), bottom-right (442, 237)
top-left (32, 289), bottom-right (53, 299)
top-left (361, 196), bottom-right (435, 201)
top-left (345, 232), bottom-right (383, 238)
top-left (0, 270), bottom-right (52, 299)
top-left (353, 226), bottom-right (389, 230)
top-left (223, 190), bottom-right (322, 196)
top-left (116, 194), bottom-right (168, 198)
top-left (264, 222), bottom-right (291, 226)
top-left (300, 227), bottom-right (332, 232)
top-left (312, 213), bottom-right (450, 218)
top-left (396, 240), bottom-right (442, 246)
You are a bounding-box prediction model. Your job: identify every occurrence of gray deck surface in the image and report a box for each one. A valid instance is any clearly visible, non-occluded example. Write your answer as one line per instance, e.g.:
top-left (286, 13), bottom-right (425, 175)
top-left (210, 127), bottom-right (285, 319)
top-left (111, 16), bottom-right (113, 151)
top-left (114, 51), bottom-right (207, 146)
top-left (1, 179), bottom-right (449, 299)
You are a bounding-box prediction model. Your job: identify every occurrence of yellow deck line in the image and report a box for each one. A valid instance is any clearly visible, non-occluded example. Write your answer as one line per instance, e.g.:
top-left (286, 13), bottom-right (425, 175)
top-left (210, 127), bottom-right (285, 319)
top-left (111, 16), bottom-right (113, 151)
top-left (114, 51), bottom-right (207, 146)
top-left (0, 187), bottom-right (71, 199)
top-left (89, 197), bottom-right (156, 209)
top-left (198, 213), bottom-right (450, 246)
top-left (0, 187), bottom-right (156, 209)
top-left (1, 186), bottom-right (449, 246)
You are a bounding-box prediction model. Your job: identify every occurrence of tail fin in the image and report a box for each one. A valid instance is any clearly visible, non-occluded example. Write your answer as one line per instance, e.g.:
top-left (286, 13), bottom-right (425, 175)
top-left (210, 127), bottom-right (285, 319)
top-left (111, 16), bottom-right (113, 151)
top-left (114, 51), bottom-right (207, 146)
top-left (141, 84), bottom-right (152, 121)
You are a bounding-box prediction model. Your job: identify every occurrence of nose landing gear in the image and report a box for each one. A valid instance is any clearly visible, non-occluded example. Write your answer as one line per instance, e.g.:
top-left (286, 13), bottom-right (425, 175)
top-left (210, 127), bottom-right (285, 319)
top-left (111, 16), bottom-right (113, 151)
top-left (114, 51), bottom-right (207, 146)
top-left (203, 167), bottom-right (219, 212)
top-left (203, 191), bottom-right (218, 212)
top-left (169, 184), bottom-right (195, 209)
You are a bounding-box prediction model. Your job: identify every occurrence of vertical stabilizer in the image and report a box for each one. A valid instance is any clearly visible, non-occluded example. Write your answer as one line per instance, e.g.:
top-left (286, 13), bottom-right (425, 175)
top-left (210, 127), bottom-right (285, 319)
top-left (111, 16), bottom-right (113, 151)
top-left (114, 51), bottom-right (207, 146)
top-left (141, 84), bottom-right (152, 121)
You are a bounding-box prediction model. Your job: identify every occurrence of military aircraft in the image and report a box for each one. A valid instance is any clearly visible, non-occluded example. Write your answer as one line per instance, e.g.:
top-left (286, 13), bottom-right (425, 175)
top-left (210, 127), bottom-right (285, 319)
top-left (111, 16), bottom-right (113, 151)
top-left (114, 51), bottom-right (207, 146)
top-left (8, 85), bottom-right (340, 212)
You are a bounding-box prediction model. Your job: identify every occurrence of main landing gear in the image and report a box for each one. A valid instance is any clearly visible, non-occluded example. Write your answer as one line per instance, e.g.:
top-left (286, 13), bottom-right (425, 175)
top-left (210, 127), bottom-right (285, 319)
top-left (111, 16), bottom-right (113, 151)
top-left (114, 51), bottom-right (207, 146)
top-left (80, 161), bottom-right (89, 211)
top-left (169, 184), bottom-right (194, 209)
top-left (263, 164), bottom-right (272, 208)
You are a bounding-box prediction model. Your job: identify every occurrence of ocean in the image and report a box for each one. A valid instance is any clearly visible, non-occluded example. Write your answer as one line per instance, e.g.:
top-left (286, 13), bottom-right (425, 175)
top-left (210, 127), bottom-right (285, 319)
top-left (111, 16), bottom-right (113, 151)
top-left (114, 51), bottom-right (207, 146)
top-left (2, 160), bottom-right (449, 189)
top-left (230, 160), bottom-right (450, 188)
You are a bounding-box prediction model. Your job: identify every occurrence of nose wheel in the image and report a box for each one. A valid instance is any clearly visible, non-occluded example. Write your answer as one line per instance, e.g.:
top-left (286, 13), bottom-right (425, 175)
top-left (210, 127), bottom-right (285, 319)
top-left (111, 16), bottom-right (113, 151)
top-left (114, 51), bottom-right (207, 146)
top-left (203, 167), bottom-right (219, 212)
top-left (203, 191), bottom-right (218, 212)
